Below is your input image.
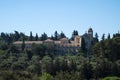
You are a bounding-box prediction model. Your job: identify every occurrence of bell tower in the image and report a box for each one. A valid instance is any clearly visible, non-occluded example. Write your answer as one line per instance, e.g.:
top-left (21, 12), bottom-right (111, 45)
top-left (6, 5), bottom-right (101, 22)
top-left (74, 36), bottom-right (81, 47)
top-left (88, 27), bottom-right (93, 40)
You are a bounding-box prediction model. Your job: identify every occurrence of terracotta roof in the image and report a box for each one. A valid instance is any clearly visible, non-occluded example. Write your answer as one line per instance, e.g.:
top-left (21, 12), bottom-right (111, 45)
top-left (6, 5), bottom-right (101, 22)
top-left (60, 38), bottom-right (68, 41)
top-left (44, 39), bottom-right (54, 42)
top-left (13, 41), bottom-right (43, 44)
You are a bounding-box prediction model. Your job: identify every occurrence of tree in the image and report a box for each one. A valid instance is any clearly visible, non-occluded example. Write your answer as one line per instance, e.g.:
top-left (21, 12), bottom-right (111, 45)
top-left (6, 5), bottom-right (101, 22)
top-left (19, 32), bottom-right (27, 41)
top-left (29, 31), bottom-right (33, 41)
top-left (61, 57), bottom-right (68, 71)
top-left (94, 59), bottom-right (112, 78)
top-left (40, 73), bottom-right (53, 80)
top-left (81, 37), bottom-right (86, 52)
top-left (40, 33), bottom-right (48, 41)
top-left (31, 44), bottom-right (45, 57)
top-left (59, 31), bottom-right (66, 39)
top-left (68, 59), bottom-right (77, 72)
top-left (73, 30), bottom-right (78, 35)
top-left (41, 56), bottom-right (53, 74)
top-left (8, 44), bottom-right (19, 53)
top-left (11, 55), bottom-right (28, 70)
top-left (0, 32), bottom-right (6, 41)
top-left (0, 33), bottom-right (12, 44)
top-left (113, 32), bottom-right (120, 38)
top-left (81, 61), bottom-right (93, 80)
top-left (26, 50), bottom-right (33, 60)
top-left (95, 33), bottom-right (99, 42)
top-left (14, 31), bottom-right (20, 41)
top-left (50, 35), bottom-right (54, 40)
top-left (21, 36), bottom-right (25, 51)
top-left (27, 55), bottom-right (41, 73)
top-left (102, 76), bottom-right (120, 80)
top-left (93, 36), bottom-right (120, 61)
top-left (54, 31), bottom-right (59, 40)
top-left (35, 33), bottom-right (38, 41)
top-left (102, 34), bottom-right (105, 41)
top-left (53, 56), bottom-right (64, 73)
top-left (6, 34), bottom-right (12, 44)
top-left (71, 30), bottom-right (78, 40)
top-left (0, 42), bottom-right (8, 50)
top-left (45, 44), bottom-right (55, 57)
top-left (107, 33), bottom-right (110, 39)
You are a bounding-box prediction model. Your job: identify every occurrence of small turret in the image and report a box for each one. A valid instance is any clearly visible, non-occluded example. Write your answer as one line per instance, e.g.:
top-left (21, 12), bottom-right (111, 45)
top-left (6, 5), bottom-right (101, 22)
top-left (88, 28), bottom-right (93, 32)
top-left (88, 27), bottom-right (93, 39)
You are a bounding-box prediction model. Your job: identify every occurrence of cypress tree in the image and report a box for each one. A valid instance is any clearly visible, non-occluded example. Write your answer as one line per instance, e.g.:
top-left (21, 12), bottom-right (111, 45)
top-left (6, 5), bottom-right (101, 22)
top-left (35, 33), bottom-right (38, 41)
top-left (21, 36), bottom-right (25, 51)
top-left (29, 31), bottom-right (33, 41)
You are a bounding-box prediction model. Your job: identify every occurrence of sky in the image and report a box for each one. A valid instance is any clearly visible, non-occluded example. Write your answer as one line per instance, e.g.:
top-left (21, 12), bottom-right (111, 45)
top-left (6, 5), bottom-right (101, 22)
top-left (0, 0), bottom-right (120, 39)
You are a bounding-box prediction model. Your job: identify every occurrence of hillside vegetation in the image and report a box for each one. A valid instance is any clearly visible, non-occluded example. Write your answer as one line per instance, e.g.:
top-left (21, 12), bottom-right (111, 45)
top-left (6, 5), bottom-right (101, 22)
top-left (0, 31), bottom-right (120, 80)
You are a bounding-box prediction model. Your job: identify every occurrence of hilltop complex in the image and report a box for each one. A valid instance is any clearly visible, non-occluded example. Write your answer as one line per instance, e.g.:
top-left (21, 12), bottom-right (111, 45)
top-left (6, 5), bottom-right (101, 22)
top-left (13, 28), bottom-right (94, 54)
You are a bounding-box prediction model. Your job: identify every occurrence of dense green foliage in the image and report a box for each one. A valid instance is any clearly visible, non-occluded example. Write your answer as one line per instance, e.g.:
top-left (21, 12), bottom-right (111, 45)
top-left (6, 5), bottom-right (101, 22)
top-left (102, 76), bottom-right (120, 80)
top-left (0, 31), bottom-right (120, 80)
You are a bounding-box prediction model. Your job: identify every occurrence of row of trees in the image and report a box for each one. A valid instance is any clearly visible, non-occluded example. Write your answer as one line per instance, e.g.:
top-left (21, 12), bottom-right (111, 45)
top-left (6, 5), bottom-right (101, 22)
top-left (1, 29), bottom-right (117, 43)
top-left (0, 30), bottom-right (79, 43)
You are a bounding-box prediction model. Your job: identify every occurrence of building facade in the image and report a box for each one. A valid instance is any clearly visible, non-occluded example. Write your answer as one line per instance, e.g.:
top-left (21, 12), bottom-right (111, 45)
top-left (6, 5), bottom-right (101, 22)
top-left (13, 28), bottom-right (94, 54)
top-left (13, 35), bottom-right (82, 54)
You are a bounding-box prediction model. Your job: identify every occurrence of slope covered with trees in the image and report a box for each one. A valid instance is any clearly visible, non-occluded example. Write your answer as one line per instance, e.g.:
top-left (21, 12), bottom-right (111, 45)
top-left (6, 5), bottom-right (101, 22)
top-left (0, 31), bottom-right (120, 80)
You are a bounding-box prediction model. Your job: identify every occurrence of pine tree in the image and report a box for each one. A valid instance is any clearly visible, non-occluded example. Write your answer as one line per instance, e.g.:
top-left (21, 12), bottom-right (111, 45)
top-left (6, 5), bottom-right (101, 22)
top-left (107, 33), bottom-right (110, 39)
top-left (54, 31), bottom-right (59, 40)
top-left (35, 33), bottom-right (38, 41)
top-left (14, 31), bottom-right (20, 41)
top-left (50, 35), bottom-right (54, 40)
top-left (60, 31), bottom-right (66, 39)
top-left (40, 33), bottom-right (48, 41)
top-left (81, 37), bottom-right (86, 52)
top-left (29, 31), bottom-right (33, 41)
top-left (71, 30), bottom-right (78, 40)
top-left (21, 36), bottom-right (25, 51)
top-left (102, 34), bottom-right (105, 41)
top-left (95, 33), bottom-right (99, 42)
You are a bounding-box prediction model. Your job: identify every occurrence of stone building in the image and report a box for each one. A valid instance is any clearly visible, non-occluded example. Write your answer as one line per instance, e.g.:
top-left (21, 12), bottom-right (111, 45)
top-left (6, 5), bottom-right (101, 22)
top-left (13, 35), bottom-right (82, 54)
top-left (13, 28), bottom-right (94, 54)
top-left (82, 28), bottom-right (93, 49)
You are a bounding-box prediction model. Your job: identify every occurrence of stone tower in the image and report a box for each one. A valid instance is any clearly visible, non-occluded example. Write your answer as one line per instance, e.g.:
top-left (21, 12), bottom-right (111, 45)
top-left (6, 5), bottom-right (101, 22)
top-left (88, 27), bottom-right (93, 40)
top-left (74, 36), bottom-right (81, 47)
top-left (82, 28), bottom-right (94, 49)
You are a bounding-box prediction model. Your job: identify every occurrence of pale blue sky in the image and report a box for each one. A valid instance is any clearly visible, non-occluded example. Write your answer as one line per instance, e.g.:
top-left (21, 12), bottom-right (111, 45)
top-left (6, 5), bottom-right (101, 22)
top-left (0, 0), bottom-right (120, 39)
